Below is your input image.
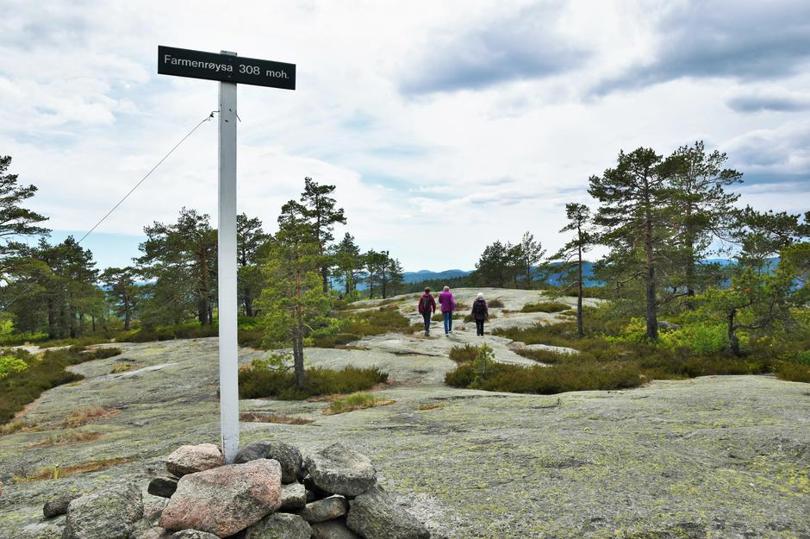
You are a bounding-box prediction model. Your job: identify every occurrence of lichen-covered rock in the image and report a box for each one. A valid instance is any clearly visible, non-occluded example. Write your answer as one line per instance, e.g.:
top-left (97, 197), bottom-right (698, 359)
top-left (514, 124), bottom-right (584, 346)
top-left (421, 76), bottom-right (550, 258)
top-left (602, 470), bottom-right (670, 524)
top-left (63, 482), bottom-right (144, 539)
top-left (42, 493), bottom-right (78, 518)
top-left (244, 512), bottom-right (312, 539)
top-left (347, 487), bottom-right (430, 539)
top-left (164, 443), bottom-right (223, 477)
top-left (311, 520), bottom-right (361, 539)
top-left (304, 443), bottom-right (376, 496)
top-left (147, 476), bottom-right (178, 498)
top-left (159, 459), bottom-right (282, 537)
top-left (132, 527), bottom-right (171, 539)
top-left (170, 531), bottom-right (220, 539)
top-left (299, 495), bottom-right (349, 523)
top-left (278, 482), bottom-right (306, 512)
top-left (20, 520), bottom-right (64, 539)
top-left (235, 441), bottom-right (303, 483)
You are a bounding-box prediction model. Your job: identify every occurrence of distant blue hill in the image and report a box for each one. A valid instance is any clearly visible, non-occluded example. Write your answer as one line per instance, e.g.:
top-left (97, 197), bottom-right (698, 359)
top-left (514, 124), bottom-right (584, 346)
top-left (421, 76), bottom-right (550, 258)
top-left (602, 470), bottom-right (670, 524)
top-left (334, 258), bottom-right (770, 292)
top-left (402, 269), bottom-right (471, 283)
top-left (541, 261), bottom-right (601, 287)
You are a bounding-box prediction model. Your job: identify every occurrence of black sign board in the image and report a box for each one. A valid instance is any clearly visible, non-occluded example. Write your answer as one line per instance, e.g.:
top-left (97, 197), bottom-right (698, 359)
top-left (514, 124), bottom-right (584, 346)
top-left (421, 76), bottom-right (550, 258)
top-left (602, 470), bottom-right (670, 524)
top-left (158, 46), bottom-right (295, 90)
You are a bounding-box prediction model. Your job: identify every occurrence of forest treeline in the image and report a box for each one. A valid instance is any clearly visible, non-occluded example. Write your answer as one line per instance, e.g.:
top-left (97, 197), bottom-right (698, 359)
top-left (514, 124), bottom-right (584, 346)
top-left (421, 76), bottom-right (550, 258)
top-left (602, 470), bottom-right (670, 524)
top-left (456, 141), bottom-right (809, 361)
top-left (0, 158), bottom-right (403, 344)
top-left (1, 139), bottom-right (809, 370)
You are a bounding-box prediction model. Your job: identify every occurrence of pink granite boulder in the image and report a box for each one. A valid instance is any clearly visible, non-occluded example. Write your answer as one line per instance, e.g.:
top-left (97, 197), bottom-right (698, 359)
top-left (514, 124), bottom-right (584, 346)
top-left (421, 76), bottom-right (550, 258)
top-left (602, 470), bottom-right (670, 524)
top-left (164, 443), bottom-right (224, 477)
top-left (159, 459), bottom-right (282, 537)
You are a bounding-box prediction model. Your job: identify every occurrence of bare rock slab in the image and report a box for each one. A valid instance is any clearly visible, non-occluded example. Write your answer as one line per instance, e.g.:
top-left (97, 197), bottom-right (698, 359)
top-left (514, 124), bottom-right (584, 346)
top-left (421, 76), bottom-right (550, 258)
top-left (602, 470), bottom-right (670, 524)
top-left (244, 512), bottom-right (312, 539)
top-left (64, 482), bottom-right (144, 539)
top-left (347, 487), bottom-right (430, 539)
top-left (299, 495), bottom-right (349, 523)
top-left (235, 441), bottom-right (303, 483)
top-left (304, 442), bottom-right (377, 496)
top-left (165, 443), bottom-right (224, 477)
top-left (278, 482), bottom-right (307, 512)
top-left (311, 520), bottom-right (361, 539)
top-left (159, 459), bottom-right (282, 537)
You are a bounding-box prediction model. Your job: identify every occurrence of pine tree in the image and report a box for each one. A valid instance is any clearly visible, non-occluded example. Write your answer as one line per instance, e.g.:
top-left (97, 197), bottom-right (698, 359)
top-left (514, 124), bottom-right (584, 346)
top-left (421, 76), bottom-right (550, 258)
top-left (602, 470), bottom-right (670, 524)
top-left (473, 241), bottom-right (510, 287)
top-left (589, 148), bottom-right (672, 340)
top-left (517, 232), bottom-right (545, 288)
top-left (0, 155), bottom-right (49, 260)
top-left (100, 266), bottom-right (139, 330)
top-left (333, 233), bottom-right (364, 296)
top-left (259, 201), bottom-right (330, 388)
top-left (364, 250), bottom-right (388, 299)
top-left (237, 213), bottom-right (270, 316)
top-left (663, 141), bottom-right (742, 297)
top-left (551, 203), bottom-right (592, 337)
top-left (137, 208), bottom-right (217, 326)
top-left (299, 177), bottom-right (347, 293)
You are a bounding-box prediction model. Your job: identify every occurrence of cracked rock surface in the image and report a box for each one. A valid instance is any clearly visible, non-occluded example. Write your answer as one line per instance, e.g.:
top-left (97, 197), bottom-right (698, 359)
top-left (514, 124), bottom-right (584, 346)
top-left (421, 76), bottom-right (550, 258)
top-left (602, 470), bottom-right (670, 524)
top-left (0, 288), bottom-right (808, 538)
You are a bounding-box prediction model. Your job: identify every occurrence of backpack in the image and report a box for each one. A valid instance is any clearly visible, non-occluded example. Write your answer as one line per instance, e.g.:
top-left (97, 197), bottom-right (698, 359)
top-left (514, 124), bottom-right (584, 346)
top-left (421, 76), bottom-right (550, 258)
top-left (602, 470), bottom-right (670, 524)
top-left (419, 295), bottom-right (432, 312)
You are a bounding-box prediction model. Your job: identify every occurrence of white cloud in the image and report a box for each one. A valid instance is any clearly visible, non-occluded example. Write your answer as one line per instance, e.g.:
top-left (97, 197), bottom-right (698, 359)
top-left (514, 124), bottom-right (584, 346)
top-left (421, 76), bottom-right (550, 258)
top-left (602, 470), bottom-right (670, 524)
top-left (0, 0), bottom-right (808, 271)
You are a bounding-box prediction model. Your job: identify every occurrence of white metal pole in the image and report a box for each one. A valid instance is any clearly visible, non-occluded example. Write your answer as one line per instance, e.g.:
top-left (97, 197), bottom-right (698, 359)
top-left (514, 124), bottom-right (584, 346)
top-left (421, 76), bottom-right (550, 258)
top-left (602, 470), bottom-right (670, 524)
top-left (218, 50), bottom-right (239, 463)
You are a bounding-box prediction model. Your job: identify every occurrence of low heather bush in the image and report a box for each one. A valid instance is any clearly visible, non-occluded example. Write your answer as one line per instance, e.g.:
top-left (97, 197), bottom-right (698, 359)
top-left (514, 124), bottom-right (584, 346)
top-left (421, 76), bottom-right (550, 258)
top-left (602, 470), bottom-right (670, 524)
top-left (521, 301), bottom-right (570, 313)
top-left (239, 363), bottom-right (388, 400)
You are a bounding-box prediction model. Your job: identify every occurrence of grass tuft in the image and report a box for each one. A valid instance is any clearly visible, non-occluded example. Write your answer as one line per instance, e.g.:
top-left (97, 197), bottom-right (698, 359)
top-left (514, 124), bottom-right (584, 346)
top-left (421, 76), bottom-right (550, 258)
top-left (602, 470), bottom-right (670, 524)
top-left (417, 402), bottom-right (443, 411)
top-left (322, 392), bottom-right (394, 415)
top-left (14, 457), bottom-right (131, 482)
top-left (29, 431), bottom-right (102, 448)
top-left (239, 412), bottom-right (314, 425)
top-left (62, 406), bottom-right (118, 428)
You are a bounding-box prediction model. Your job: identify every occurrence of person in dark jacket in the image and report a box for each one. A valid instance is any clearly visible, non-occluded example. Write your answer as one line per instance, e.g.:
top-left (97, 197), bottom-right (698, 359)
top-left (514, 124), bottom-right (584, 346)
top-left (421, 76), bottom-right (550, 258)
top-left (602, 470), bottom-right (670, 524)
top-left (417, 287), bottom-right (437, 336)
top-left (471, 292), bottom-right (489, 336)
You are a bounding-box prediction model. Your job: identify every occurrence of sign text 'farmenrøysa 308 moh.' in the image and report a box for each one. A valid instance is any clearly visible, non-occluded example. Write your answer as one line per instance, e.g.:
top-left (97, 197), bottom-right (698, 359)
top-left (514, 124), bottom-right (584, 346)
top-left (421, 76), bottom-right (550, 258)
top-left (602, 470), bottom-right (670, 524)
top-left (158, 45), bottom-right (296, 90)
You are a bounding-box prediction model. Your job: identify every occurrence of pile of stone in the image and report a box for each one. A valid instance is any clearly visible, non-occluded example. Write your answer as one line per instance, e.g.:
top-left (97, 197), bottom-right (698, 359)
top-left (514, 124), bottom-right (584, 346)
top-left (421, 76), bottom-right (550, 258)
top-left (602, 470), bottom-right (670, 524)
top-left (42, 441), bottom-right (430, 539)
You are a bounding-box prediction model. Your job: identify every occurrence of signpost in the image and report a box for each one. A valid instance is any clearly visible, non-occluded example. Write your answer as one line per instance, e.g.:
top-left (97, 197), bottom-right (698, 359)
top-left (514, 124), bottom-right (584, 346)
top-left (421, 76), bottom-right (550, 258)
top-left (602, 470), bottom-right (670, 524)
top-left (158, 46), bottom-right (295, 463)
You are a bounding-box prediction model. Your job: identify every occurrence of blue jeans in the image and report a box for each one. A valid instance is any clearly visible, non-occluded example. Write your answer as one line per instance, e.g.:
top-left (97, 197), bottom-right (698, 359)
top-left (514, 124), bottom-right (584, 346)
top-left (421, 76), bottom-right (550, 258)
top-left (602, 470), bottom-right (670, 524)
top-left (443, 312), bottom-right (453, 334)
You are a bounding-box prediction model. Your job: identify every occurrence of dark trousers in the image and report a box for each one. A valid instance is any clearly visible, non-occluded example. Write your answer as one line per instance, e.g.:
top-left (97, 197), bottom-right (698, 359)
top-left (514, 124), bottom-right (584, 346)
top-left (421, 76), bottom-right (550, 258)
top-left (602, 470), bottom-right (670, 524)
top-left (422, 312), bottom-right (431, 335)
top-left (475, 319), bottom-right (485, 336)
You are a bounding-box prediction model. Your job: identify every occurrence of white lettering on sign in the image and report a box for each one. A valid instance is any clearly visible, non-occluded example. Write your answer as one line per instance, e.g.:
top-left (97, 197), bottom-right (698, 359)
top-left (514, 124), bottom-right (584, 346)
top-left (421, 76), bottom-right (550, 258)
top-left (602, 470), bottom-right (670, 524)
top-left (266, 69), bottom-right (289, 79)
top-left (163, 54), bottom-right (233, 73)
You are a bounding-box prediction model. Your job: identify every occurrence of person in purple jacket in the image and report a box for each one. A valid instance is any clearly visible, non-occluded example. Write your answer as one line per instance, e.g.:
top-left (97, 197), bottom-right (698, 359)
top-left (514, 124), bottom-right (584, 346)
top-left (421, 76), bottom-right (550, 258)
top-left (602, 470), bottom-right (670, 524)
top-left (438, 285), bottom-right (456, 335)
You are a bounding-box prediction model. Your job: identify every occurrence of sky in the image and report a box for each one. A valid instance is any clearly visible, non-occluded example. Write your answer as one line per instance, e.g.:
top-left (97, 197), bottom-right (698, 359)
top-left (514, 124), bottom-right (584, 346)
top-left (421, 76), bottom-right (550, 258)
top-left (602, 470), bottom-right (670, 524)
top-left (1, 0), bottom-right (809, 272)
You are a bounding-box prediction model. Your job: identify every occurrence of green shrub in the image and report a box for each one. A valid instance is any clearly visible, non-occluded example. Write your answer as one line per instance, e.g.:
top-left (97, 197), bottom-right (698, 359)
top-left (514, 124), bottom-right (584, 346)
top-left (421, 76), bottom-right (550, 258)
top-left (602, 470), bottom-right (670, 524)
top-left (39, 335), bottom-right (112, 348)
top-left (659, 323), bottom-right (727, 354)
top-left (0, 331), bottom-right (48, 346)
top-left (775, 361), bottom-right (810, 383)
top-left (87, 347), bottom-right (122, 360)
top-left (311, 308), bottom-right (411, 348)
top-left (521, 301), bottom-right (570, 313)
top-left (488, 299), bottom-right (505, 308)
top-left (0, 347), bottom-right (108, 424)
top-left (514, 348), bottom-right (571, 364)
top-left (0, 355), bottom-right (28, 379)
top-left (794, 350), bottom-right (810, 366)
top-left (239, 363), bottom-right (388, 400)
top-left (471, 344), bottom-right (496, 387)
top-left (489, 317), bottom-right (776, 392)
top-left (449, 345), bottom-right (480, 364)
top-left (445, 361), bottom-right (642, 395)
